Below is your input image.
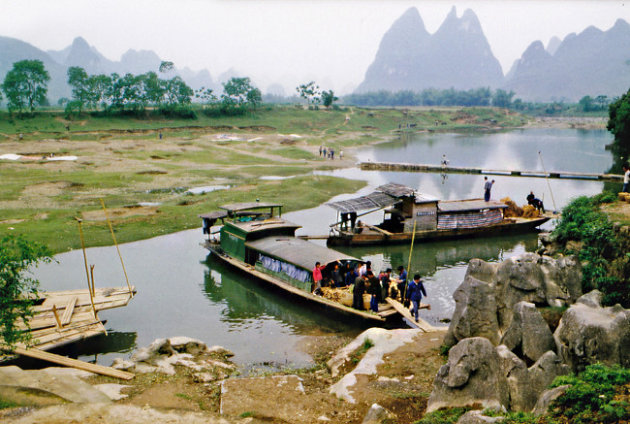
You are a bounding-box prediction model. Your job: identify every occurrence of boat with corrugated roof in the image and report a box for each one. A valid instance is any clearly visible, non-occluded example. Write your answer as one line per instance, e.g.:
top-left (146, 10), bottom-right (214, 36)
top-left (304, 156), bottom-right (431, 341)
top-left (326, 183), bottom-right (550, 246)
top-left (200, 202), bottom-right (399, 324)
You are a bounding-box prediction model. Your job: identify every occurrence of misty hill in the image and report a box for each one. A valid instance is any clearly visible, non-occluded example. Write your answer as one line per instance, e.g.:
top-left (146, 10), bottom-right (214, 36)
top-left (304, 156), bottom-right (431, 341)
top-left (504, 19), bottom-right (630, 102)
top-left (0, 36), bottom-right (69, 100)
top-left (356, 7), bottom-right (504, 93)
top-left (0, 35), bottom-right (218, 103)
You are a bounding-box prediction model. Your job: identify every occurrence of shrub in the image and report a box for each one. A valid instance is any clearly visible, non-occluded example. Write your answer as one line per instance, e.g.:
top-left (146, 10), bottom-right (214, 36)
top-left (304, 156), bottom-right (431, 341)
top-left (414, 407), bottom-right (468, 424)
top-left (550, 364), bottom-right (630, 423)
top-left (552, 195), bottom-right (628, 307)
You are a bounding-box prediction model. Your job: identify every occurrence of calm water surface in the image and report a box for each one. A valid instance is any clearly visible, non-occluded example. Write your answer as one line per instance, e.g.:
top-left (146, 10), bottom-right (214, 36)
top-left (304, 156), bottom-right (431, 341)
top-left (31, 128), bottom-right (614, 368)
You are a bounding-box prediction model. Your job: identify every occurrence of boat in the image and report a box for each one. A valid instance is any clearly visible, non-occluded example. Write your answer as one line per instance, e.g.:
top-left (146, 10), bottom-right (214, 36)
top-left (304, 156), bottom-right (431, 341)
top-left (326, 183), bottom-right (551, 247)
top-left (200, 202), bottom-right (399, 324)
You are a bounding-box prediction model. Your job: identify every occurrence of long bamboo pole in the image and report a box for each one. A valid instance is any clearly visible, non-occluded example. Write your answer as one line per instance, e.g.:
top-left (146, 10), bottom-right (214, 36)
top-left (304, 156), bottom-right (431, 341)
top-left (538, 151), bottom-right (558, 212)
top-left (403, 220), bottom-right (418, 301)
top-left (99, 198), bottom-right (133, 297)
top-left (76, 219), bottom-right (92, 296)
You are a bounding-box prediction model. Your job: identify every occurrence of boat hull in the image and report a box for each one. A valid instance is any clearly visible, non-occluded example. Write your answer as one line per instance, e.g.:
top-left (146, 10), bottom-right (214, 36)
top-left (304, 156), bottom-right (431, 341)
top-left (202, 241), bottom-right (392, 324)
top-left (327, 217), bottom-right (550, 247)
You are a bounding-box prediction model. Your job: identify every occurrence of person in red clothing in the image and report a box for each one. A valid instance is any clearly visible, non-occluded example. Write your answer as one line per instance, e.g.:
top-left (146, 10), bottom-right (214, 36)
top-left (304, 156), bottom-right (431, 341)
top-left (312, 262), bottom-right (323, 294)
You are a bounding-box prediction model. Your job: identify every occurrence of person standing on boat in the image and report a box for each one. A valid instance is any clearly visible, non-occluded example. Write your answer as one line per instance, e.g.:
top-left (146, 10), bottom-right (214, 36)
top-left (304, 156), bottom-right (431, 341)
top-left (358, 260), bottom-right (371, 277)
top-left (345, 264), bottom-right (358, 287)
top-left (367, 270), bottom-right (382, 305)
top-left (396, 265), bottom-right (408, 301)
top-left (526, 191), bottom-right (545, 213)
top-left (379, 268), bottom-right (392, 299)
top-left (484, 177), bottom-right (495, 202)
top-left (406, 274), bottom-right (427, 322)
top-left (312, 262), bottom-right (323, 294)
top-left (332, 263), bottom-right (344, 288)
top-left (353, 273), bottom-right (367, 310)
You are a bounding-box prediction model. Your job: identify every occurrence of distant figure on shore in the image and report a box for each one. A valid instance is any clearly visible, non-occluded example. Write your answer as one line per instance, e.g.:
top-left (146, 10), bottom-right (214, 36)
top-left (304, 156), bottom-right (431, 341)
top-left (340, 150), bottom-right (343, 160)
top-left (527, 191), bottom-right (545, 212)
top-left (441, 154), bottom-right (449, 167)
top-left (319, 145), bottom-right (323, 156)
top-left (484, 177), bottom-right (495, 201)
top-left (623, 163), bottom-right (630, 193)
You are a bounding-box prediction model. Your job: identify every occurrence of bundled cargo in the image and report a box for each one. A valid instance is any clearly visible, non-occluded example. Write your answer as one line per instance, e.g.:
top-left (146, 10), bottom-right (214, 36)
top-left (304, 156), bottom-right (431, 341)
top-left (522, 204), bottom-right (540, 218)
top-left (501, 197), bottom-right (524, 218)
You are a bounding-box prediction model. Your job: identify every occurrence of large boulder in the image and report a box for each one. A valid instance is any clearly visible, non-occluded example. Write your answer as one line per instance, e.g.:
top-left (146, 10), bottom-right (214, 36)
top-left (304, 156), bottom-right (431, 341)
top-left (500, 301), bottom-right (555, 363)
top-left (427, 337), bottom-right (509, 413)
top-left (444, 274), bottom-right (500, 346)
top-left (554, 290), bottom-right (630, 371)
top-left (446, 254), bottom-right (581, 347)
top-left (527, 351), bottom-right (570, 405)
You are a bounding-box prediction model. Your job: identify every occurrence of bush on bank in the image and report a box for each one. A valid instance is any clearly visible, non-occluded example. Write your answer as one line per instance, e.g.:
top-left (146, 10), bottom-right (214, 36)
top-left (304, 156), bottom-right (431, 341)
top-left (552, 193), bottom-right (629, 308)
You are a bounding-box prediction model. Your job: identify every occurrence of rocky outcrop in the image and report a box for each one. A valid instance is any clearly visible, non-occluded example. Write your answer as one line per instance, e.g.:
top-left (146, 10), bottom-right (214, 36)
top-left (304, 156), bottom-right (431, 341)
top-left (444, 275), bottom-right (500, 346)
top-left (531, 385), bottom-right (571, 416)
top-left (429, 339), bottom-right (569, 413)
top-left (554, 290), bottom-right (630, 371)
top-left (500, 301), bottom-right (555, 363)
top-left (457, 410), bottom-right (505, 424)
top-left (113, 337), bottom-right (236, 382)
top-left (361, 403), bottom-right (397, 424)
top-left (445, 253), bottom-right (581, 348)
top-left (427, 337), bottom-right (509, 412)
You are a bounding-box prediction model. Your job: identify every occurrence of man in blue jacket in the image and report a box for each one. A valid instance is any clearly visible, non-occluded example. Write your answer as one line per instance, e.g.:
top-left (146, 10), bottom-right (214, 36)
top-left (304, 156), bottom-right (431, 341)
top-left (406, 274), bottom-right (427, 322)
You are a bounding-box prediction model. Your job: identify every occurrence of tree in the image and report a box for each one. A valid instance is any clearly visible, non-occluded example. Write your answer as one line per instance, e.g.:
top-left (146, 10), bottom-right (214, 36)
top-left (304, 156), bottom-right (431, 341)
top-left (579, 95), bottom-right (595, 112)
top-left (0, 235), bottom-right (51, 348)
top-left (2, 60), bottom-right (50, 114)
top-left (194, 87), bottom-right (216, 104)
top-left (67, 66), bottom-right (90, 112)
top-left (87, 74), bottom-right (112, 110)
top-left (296, 81), bottom-right (321, 105)
top-left (491, 89), bottom-right (515, 108)
top-left (607, 88), bottom-right (630, 170)
top-left (159, 61), bottom-right (174, 74)
top-left (321, 90), bottom-right (338, 108)
top-left (163, 76), bottom-right (193, 105)
top-left (222, 77), bottom-right (257, 105)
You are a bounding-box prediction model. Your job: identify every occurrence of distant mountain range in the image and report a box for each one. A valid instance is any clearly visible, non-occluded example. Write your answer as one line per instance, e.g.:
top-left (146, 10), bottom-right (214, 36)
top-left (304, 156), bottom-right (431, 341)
top-left (0, 36), bottom-right (218, 102)
top-left (357, 7), bottom-right (504, 93)
top-left (358, 7), bottom-right (630, 102)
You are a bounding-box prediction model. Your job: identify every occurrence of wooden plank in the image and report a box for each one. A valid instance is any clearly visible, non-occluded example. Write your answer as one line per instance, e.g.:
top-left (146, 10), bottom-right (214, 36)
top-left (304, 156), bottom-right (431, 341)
top-left (60, 297), bottom-right (77, 325)
top-left (385, 298), bottom-right (437, 332)
top-left (11, 347), bottom-right (134, 380)
top-left (366, 224), bottom-right (393, 236)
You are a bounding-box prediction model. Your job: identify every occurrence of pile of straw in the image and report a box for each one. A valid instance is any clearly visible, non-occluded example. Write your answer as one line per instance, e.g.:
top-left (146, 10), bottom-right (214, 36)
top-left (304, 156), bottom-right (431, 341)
top-left (501, 197), bottom-right (523, 218)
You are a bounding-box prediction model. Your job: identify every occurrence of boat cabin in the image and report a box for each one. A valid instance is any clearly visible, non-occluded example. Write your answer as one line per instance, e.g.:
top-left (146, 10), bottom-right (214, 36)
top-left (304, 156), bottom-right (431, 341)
top-left (203, 202), bottom-right (362, 292)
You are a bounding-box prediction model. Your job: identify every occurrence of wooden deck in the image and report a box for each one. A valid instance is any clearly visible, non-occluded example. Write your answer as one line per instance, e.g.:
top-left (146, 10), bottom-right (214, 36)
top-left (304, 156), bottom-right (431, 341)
top-left (3, 286), bottom-right (135, 359)
top-left (360, 161), bottom-right (623, 182)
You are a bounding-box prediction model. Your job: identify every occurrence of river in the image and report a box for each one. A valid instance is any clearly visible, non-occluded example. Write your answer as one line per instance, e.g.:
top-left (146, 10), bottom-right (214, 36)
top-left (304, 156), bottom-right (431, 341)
top-left (30, 128), bottom-right (613, 370)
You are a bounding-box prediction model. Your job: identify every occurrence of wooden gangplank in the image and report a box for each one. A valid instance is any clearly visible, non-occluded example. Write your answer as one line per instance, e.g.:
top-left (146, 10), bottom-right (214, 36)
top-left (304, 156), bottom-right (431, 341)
top-left (11, 346), bottom-right (134, 380)
top-left (385, 298), bottom-right (438, 332)
top-left (361, 162), bottom-right (624, 182)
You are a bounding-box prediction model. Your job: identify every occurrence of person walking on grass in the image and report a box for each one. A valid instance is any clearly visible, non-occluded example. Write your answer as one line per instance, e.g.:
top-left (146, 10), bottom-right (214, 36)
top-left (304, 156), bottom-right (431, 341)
top-left (405, 274), bottom-right (427, 322)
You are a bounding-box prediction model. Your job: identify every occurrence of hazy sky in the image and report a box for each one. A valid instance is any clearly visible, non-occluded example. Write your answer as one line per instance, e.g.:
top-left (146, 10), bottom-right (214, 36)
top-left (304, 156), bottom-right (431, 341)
top-left (2, 1), bottom-right (629, 94)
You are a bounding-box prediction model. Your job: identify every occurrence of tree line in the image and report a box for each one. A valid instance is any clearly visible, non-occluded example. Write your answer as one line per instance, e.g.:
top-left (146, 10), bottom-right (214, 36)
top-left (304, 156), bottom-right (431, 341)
top-left (343, 88), bottom-right (516, 108)
top-left (0, 60), bottom-right (263, 118)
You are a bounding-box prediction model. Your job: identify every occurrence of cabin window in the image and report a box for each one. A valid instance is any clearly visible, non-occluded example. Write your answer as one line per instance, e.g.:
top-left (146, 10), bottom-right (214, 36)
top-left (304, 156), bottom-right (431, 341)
top-left (259, 254), bottom-right (312, 284)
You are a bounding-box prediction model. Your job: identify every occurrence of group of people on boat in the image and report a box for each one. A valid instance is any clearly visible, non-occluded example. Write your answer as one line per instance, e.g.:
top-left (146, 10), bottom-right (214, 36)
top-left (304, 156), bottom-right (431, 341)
top-left (311, 261), bottom-right (429, 319)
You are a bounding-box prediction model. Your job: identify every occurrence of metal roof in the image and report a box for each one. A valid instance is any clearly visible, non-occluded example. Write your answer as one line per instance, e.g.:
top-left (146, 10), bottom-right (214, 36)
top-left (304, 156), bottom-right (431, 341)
top-left (438, 199), bottom-right (508, 213)
top-left (220, 202), bottom-right (282, 213)
top-left (326, 191), bottom-right (398, 213)
top-left (229, 218), bottom-right (301, 234)
top-left (199, 211), bottom-right (228, 220)
top-left (246, 236), bottom-right (361, 270)
top-left (377, 183), bottom-right (415, 198)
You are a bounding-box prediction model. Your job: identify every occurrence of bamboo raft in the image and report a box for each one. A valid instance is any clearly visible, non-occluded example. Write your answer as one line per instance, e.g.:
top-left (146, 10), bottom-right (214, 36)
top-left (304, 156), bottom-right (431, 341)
top-left (3, 286), bottom-right (135, 358)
